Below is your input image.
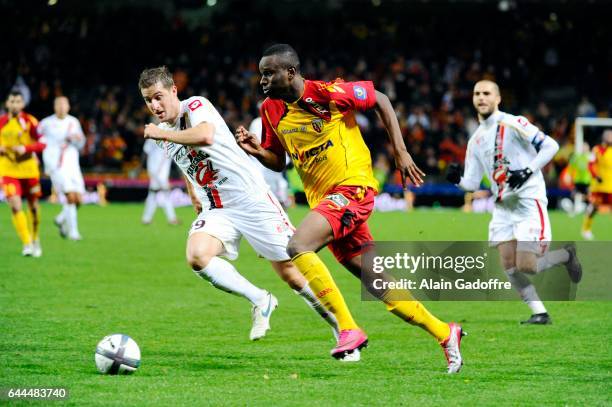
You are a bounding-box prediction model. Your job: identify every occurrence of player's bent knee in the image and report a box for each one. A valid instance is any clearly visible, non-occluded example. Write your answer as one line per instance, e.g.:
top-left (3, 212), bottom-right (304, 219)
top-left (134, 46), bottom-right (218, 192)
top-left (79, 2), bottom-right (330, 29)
top-left (187, 250), bottom-right (215, 271)
top-left (286, 238), bottom-right (310, 259)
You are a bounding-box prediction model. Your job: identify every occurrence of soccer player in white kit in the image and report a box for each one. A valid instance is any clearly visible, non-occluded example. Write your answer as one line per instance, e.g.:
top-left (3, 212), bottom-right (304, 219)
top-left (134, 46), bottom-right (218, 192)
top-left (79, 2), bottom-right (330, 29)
top-left (138, 67), bottom-right (340, 344)
top-left (447, 80), bottom-right (582, 324)
top-left (38, 96), bottom-right (86, 241)
top-left (141, 138), bottom-right (179, 225)
top-left (248, 103), bottom-right (291, 208)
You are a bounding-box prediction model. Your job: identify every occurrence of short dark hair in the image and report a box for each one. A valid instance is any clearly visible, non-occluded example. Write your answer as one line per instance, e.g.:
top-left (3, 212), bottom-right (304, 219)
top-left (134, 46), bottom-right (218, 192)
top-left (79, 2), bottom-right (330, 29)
top-left (262, 44), bottom-right (300, 72)
top-left (138, 66), bottom-right (174, 90)
top-left (8, 90), bottom-right (23, 99)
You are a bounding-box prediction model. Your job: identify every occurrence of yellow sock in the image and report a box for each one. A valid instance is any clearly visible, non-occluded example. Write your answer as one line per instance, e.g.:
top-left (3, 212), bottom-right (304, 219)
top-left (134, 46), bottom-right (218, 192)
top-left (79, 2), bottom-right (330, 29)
top-left (292, 251), bottom-right (359, 331)
top-left (386, 300), bottom-right (451, 342)
top-left (11, 210), bottom-right (32, 245)
top-left (582, 216), bottom-right (593, 232)
top-left (30, 207), bottom-right (40, 241)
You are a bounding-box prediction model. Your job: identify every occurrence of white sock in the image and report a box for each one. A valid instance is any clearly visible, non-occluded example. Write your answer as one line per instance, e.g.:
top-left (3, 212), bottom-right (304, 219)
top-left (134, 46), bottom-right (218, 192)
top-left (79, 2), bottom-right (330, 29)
top-left (536, 249), bottom-right (570, 273)
top-left (67, 203), bottom-right (79, 236)
top-left (505, 267), bottom-right (547, 314)
top-left (296, 285), bottom-right (339, 339)
top-left (142, 191), bottom-right (157, 223)
top-left (160, 190), bottom-right (177, 222)
top-left (56, 204), bottom-right (68, 224)
top-left (193, 257), bottom-right (267, 306)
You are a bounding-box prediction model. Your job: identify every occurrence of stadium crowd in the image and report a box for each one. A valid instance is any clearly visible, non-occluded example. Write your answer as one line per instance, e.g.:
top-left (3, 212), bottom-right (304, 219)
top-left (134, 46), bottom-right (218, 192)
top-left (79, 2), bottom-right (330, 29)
top-left (2, 1), bottom-right (611, 190)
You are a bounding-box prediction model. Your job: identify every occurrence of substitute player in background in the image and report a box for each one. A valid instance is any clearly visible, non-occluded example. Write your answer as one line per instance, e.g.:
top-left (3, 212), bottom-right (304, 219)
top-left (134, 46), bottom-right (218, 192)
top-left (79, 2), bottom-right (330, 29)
top-left (236, 44), bottom-right (464, 373)
top-left (567, 142), bottom-right (591, 216)
top-left (38, 96), bottom-right (86, 241)
top-left (581, 129), bottom-right (612, 240)
top-left (138, 67), bottom-right (340, 345)
top-left (141, 137), bottom-right (179, 225)
top-left (0, 90), bottom-right (45, 256)
top-left (447, 80), bottom-right (582, 324)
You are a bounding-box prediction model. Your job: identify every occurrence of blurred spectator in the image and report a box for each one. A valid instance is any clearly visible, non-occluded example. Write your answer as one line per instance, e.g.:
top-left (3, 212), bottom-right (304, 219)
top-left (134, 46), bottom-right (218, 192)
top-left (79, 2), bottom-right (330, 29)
top-left (101, 130), bottom-right (127, 170)
top-left (0, 0), bottom-right (608, 194)
top-left (576, 97), bottom-right (597, 118)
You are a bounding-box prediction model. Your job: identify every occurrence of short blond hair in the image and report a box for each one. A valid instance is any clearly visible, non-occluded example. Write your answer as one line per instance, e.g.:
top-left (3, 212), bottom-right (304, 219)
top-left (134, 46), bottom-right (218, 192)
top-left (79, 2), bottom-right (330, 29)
top-left (138, 66), bottom-right (174, 89)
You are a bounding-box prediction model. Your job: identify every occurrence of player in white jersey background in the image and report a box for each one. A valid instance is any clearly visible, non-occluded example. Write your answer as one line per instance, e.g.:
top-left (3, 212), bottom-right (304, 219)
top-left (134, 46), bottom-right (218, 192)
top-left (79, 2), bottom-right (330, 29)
top-left (38, 96), bottom-right (86, 241)
top-left (141, 137), bottom-right (179, 225)
top-left (447, 80), bottom-right (582, 325)
top-left (138, 67), bottom-right (341, 347)
top-left (248, 102), bottom-right (291, 208)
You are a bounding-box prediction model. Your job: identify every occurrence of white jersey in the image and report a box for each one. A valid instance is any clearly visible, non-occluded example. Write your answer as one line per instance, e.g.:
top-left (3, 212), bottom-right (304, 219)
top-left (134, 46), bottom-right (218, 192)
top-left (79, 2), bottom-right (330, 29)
top-left (156, 96), bottom-right (269, 210)
top-left (248, 117), bottom-right (290, 204)
top-left (38, 114), bottom-right (84, 175)
top-left (461, 110), bottom-right (550, 204)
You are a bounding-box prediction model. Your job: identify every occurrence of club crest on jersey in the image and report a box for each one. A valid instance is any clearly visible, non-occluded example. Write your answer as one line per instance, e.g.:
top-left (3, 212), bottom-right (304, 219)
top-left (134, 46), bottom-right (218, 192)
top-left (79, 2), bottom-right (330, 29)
top-left (188, 99), bottom-right (203, 111)
top-left (311, 118), bottom-right (324, 133)
top-left (353, 85), bottom-right (367, 100)
top-left (324, 193), bottom-right (350, 209)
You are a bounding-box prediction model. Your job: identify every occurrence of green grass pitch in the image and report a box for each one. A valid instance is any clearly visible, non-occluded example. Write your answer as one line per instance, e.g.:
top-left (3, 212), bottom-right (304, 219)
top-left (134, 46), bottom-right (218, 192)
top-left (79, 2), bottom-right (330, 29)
top-left (1, 203), bottom-right (611, 405)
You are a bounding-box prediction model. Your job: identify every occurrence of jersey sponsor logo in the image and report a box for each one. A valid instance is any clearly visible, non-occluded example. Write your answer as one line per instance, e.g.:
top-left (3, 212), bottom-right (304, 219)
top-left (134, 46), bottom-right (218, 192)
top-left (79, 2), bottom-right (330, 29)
top-left (183, 148), bottom-right (226, 209)
top-left (186, 149), bottom-right (210, 175)
top-left (517, 116), bottom-right (529, 127)
top-left (304, 97), bottom-right (329, 116)
top-left (194, 160), bottom-right (219, 186)
top-left (324, 192), bottom-right (350, 208)
top-left (290, 140), bottom-right (334, 163)
top-left (311, 118), bottom-right (324, 133)
top-left (353, 85), bottom-right (367, 100)
top-left (316, 287), bottom-right (334, 299)
top-left (280, 126), bottom-right (307, 135)
top-left (188, 99), bottom-right (203, 111)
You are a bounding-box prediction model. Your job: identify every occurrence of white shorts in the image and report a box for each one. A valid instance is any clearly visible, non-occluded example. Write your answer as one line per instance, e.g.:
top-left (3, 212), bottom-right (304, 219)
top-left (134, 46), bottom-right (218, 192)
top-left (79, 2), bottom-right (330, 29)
top-left (263, 171), bottom-right (289, 206)
top-left (50, 168), bottom-right (85, 194)
top-left (148, 173), bottom-right (170, 191)
top-left (188, 192), bottom-right (294, 261)
top-left (148, 161), bottom-right (171, 190)
top-left (489, 198), bottom-right (551, 254)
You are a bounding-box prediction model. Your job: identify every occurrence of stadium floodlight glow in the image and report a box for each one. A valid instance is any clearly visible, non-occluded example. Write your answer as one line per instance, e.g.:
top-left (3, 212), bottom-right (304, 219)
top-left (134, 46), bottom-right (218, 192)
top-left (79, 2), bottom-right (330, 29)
top-left (48, 0), bottom-right (58, 5)
top-left (574, 117), bottom-right (612, 154)
top-left (207, 0), bottom-right (217, 6)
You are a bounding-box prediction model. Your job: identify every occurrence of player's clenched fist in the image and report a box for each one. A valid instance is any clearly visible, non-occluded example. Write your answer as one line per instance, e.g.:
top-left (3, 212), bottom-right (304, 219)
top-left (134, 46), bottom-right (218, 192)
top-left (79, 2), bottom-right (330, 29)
top-left (234, 125), bottom-right (261, 156)
top-left (144, 123), bottom-right (167, 141)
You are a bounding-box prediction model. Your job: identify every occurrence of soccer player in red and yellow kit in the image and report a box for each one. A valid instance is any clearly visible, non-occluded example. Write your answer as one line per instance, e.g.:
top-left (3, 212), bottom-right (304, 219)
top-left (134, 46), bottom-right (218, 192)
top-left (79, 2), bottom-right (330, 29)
top-left (0, 91), bottom-right (46, 256)
top-left (236, 44), bottom-right (464, 372)
top-left (581, 129), bottom-right (612, 240)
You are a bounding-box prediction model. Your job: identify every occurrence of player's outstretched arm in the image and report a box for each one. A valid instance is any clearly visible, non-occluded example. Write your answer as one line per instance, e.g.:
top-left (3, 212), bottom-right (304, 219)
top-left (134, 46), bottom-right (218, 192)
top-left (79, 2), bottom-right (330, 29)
top-left (374, 90), bottom-right (425, 187)
top-left (234, 125), bottom-right (286, 171)
top-left (144, 122), bottom-right (215, 146)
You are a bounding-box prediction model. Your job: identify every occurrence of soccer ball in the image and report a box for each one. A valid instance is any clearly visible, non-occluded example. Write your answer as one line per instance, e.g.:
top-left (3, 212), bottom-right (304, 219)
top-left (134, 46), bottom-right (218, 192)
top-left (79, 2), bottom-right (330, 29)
top-left (94, 334), bottom-right (141, 375)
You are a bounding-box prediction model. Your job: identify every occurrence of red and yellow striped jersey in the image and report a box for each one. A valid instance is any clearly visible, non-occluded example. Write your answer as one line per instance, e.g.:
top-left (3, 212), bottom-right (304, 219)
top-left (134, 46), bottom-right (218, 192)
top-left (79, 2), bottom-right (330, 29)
top-left (261, 79), bottom-right (378, 207)
top-left (0, 112), bottom-right (44, 179)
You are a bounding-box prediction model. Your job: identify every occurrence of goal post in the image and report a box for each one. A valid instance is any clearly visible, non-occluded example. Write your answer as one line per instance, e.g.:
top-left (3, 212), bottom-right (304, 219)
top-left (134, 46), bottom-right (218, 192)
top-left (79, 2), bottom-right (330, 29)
top-left (574, 117), bottom-right (612, 153)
